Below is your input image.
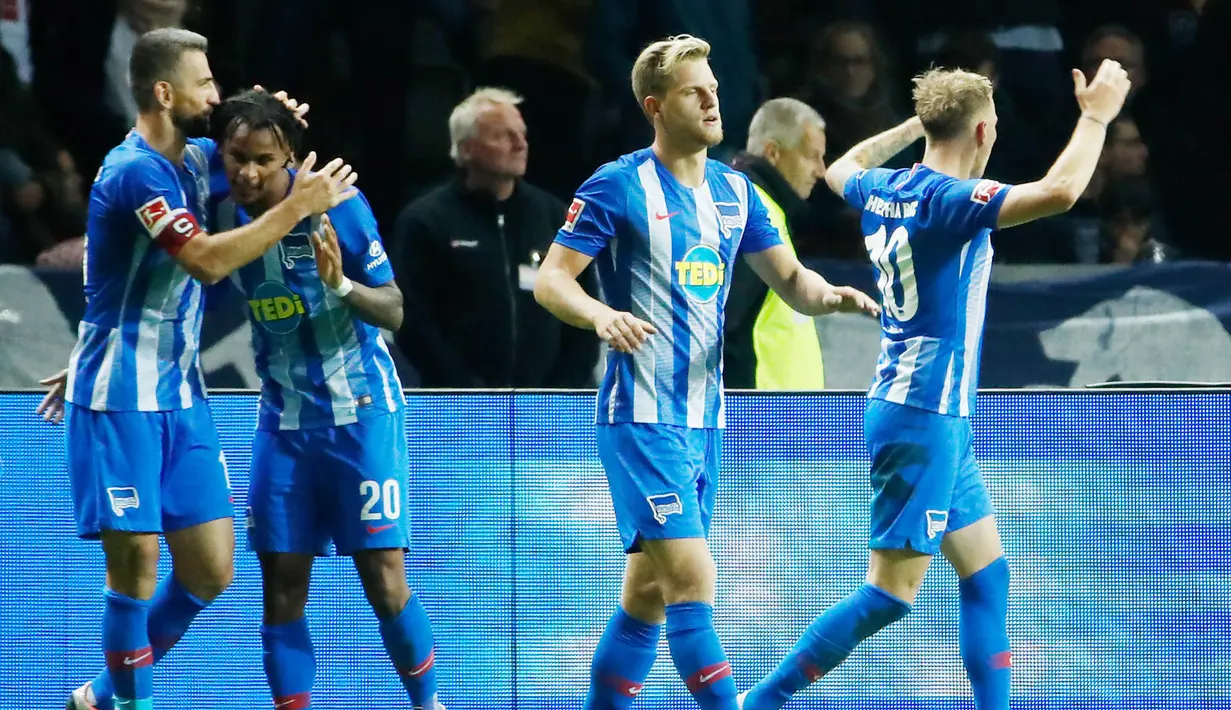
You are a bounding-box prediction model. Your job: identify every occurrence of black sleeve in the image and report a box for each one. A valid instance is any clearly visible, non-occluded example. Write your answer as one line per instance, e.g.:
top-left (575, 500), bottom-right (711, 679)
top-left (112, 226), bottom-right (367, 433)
top-left (722, 256), bottom-right (766, 390)
top-left (391, 205), bottom-right (485, 387)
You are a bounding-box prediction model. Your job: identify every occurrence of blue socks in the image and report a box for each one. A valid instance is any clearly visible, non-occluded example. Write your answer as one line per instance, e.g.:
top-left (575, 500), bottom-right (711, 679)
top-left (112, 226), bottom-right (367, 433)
top-left (262, 617), bottom-right (316, 709)
top-left (92, 576), bottom-right (211, 710)
top-left (959, 557), bottom-right (1011, 710)
top-left (665, 602), bottom-right (737, 710)
top-left (585, 607), bottom-right (661, 709)
top-left (745, 584), bottom-right (910, 710)
top-left (101, 589), bottom-right (153, 710)
top-left (378, 595), bottom-right (439, 709)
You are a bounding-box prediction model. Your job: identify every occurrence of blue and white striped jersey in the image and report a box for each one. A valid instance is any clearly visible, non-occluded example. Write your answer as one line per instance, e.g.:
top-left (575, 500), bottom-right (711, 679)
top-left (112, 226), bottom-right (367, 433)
top-left (555, 148), bottom-right (781, 429)
top-left (843, 164), bottom-right (1013, 417)
top-left (214, 180), bottom-right (404, 431)
top-left (67, 132), bottom-right (225, 412)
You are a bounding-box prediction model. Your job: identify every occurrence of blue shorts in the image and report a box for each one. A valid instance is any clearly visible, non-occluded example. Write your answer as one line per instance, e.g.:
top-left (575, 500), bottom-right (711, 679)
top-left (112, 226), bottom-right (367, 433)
top-left (864, 399), bottom-right (994, 555)
top-left (66, 402), bottom-right (234, 539)
top-left (596, 423), bottom-right (722, 554)
top-left (246, 410), bottom-right (410, 556)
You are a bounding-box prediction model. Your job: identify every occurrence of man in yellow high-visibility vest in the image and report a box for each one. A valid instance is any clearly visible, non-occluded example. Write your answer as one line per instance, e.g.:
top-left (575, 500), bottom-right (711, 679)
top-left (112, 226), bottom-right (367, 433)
top-left (725, 98), bottom-right (830, 389)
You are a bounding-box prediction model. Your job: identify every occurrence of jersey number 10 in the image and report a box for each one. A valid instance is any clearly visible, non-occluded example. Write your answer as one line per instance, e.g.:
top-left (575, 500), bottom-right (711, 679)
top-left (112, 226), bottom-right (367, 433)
top-left (865, 225), bottom-right (919, 322)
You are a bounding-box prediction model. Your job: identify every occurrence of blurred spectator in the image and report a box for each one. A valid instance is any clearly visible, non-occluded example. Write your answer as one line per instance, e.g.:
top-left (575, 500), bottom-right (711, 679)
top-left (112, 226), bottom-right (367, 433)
top-left (795, 22), bottom-right (906, 163)
top-left (792, 22), bottom-right (909, 261)
top-left (726, 98), bottom-right (827, 390)
top-left (1099, 178), bottom-right (1172, 265)
top-left (0, 0), bottom-right (31, 86)
top-left (585, 0), bottom-right (760, 162)
top-left (391, 88), bottom-right (599, 389)
top-left (1052, 116), bottom-right (1152, 265)
top-left (105, 0), bottom-right (189, 126)
top-left (0, 46), bottom-right (85, 265)
top-left (931, 29), bottom-right (1042, 184)
top-left (477, 0), bottom-right (595, 200)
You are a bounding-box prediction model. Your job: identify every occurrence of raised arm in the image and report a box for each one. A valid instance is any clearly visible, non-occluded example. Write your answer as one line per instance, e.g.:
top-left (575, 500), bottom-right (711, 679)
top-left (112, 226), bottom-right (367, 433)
top-left (825, 117), bottom-right (926, 196)
top-left (175, 152), bottom-right (357, 284)
top-left (996, 60), bottom-right (1131, 229)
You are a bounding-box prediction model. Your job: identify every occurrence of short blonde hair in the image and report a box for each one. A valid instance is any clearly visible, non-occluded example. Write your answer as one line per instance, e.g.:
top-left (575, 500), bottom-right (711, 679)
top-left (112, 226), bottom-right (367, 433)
top-left (912, 68), bottom-right (993, 141)
top-left (448, 87), bottom-right (523, 164)
top-left (631, 35), bottom-right (712, 109)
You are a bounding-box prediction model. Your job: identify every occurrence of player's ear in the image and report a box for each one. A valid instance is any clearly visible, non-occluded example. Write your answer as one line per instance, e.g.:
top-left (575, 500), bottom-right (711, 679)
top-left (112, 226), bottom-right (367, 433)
top-left (974, 120), bottom-right (988, 147)
top-left (643, 95), bottom-right (661, 122)
top-left (153, 80), bottom-right (174, 110)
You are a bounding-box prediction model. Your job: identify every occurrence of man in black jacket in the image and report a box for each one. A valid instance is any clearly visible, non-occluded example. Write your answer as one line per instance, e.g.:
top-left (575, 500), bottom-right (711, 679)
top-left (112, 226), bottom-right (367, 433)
top-left (391, 87), bottom-right (599, 388)
top-left (725, 97), bottom-right (829, 390)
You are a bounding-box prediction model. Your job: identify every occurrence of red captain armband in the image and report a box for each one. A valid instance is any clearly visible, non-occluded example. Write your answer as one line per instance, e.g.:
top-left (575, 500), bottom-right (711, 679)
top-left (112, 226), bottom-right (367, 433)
top-left (137, 196), bottom-right (203, 256)
top-left (153, 211), bottom-right (203, 256)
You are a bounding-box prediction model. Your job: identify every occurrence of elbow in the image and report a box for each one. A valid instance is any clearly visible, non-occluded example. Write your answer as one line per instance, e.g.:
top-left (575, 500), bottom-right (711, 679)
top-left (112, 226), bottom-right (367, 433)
top-left (1043, 179), bottom-right (1083, 214)
top-left (386, 307), bottom-right (404, 333)
top-left (182, 258), bottom-right (226, 286)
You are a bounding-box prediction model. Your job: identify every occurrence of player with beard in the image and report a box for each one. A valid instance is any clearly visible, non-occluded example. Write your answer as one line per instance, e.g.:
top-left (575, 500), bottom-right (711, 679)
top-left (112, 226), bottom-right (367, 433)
top-left (34, 28), bottom-right (358, 710)
top-left (534, 35), bottom-right (879, 710)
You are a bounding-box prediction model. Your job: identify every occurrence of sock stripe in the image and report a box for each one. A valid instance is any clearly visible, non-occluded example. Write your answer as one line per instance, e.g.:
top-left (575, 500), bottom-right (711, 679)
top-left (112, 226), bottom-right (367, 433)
top-left (398, 647), bottom-right (436, 677)
top-left (104, 647), bottom-right (154, 671)
top-left (272, 691), bottom-right (312, 709)
top-left (800, 659), bottom-right (825, 682)
top-left (685, 661), bottom-right (732, 692)
top-left (603, 675), bottom-right (645, 698)
top-left (990, 650), bottom-right (1012, 670)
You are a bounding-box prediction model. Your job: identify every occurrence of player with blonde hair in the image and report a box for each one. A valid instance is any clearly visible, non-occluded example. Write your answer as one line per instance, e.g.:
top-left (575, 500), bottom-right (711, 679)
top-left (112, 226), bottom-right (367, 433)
top-left (740, 61), bottom-right (1131, 710)
top-left (535, 34), bottom-right (877, 710)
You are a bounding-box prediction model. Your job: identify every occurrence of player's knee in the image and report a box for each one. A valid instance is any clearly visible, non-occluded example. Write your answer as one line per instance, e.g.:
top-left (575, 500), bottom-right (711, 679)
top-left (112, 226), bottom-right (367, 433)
top-left (263, 577), bottom-right (310, 624)
top-left (355, 550), bottom-right (411, 618)
top-left (102, 532), bottom-right (160, 598)
top-left (652, 553), bottom-right (716, 604)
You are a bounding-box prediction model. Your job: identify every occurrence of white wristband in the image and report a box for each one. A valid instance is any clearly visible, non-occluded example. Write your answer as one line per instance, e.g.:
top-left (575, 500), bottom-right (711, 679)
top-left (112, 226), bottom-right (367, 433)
top-left (330, 277), bottom-right (354, 298)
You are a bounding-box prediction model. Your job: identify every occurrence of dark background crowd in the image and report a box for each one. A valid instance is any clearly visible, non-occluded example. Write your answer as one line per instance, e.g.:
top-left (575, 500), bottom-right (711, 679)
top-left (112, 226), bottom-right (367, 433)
top-left (1, 0), bottom-right (1227, 387)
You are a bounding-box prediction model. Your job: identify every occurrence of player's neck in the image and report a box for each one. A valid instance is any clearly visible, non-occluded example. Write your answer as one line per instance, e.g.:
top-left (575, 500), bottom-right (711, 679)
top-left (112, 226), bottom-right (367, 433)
top-left (651, 138), bottom-right (707, 188)
top-left (134, 112), bottom-right (187, 166)
top-left (463, 170), bottom-right (516, 202)
top-left (920, 143), bottom-right (976, 180)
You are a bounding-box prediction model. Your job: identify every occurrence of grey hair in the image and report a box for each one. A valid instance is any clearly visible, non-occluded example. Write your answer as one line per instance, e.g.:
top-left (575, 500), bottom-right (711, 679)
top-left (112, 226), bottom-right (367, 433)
top-left (448, 87), bottom-right (524, 164)
top-left (745, 98), bottom-right (826, 155)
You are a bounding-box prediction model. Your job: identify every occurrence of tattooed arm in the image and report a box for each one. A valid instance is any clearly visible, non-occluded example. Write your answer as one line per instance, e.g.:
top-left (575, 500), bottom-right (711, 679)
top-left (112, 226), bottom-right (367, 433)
top-left (824, 117), bottom-right (925, 196)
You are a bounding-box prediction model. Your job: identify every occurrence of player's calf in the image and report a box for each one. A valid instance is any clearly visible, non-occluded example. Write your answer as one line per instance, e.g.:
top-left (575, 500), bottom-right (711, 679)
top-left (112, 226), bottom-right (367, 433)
top-left (99, 532), bottom-right (159, 710)
top-left (258, 553), bottom-right (316, 710)
top-left (638, 538), bottom-right (736, 710)
top-left (355, 549), bottom-right (440, 710)
top-left (587, 553), bottom-right (664, 710)
top-left (943, 517), bottom-right (1011, 710)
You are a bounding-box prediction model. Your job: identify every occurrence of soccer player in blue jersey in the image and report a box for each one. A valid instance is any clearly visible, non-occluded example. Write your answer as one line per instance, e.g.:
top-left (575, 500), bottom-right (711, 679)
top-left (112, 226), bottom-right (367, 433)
top-left (207, 90), bottom-right (439, 710)
top-left (534, 35), bottom-right (879, 710)
top-left (33, 29), bottom-right (357, 710)
top-left (739, 62), bottom-right (1131, 710)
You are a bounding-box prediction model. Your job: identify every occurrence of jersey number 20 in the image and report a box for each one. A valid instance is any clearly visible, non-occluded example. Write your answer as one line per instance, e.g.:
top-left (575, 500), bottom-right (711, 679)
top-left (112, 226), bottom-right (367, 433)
top-left (360, 479), bottom-right (401, 521)
top-left (865, 225), bottom-right (918, 321)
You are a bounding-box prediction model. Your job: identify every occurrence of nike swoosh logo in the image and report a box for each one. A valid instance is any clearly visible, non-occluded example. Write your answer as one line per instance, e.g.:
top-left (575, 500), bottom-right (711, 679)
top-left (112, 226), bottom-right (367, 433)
top-left (628, 686), bottom-right (641, 695)
top-left (367, 523), bottom-right (395, 534)
top-left (654, 211), bottom-right (679, 220)
top-left (698, 665), bottom-right (730, 683)
top-left (275, 701), bottom-right (294, 709)
top-left (124, 651), bottom-right (152, 666)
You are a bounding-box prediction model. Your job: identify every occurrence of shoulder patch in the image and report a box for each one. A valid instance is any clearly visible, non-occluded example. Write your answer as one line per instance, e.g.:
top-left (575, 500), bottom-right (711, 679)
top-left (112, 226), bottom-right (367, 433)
top-left (971, 180), bottom-right (1004, 205)
top-left (563, 198), bottom-right (586, 233)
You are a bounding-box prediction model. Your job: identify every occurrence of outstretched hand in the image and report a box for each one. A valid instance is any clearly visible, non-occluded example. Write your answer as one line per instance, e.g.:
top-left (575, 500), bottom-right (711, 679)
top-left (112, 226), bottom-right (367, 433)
top-left (822, 286), bottom-right (881, 318)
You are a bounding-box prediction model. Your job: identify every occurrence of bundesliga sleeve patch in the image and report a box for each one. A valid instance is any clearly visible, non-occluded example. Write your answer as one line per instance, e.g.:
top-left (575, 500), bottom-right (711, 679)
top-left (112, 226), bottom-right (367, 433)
top-left (137, 196), bottom-right (202, 256)
top-left (562, 198), bottom-right (586, 233)
top-left (970, 180), bottom-right (1004, 205)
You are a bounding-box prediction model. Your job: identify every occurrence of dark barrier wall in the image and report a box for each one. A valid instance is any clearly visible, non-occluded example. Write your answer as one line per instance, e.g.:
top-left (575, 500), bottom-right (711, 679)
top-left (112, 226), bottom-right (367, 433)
top-left (1, 391), bottom-right (1228, 709)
